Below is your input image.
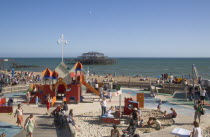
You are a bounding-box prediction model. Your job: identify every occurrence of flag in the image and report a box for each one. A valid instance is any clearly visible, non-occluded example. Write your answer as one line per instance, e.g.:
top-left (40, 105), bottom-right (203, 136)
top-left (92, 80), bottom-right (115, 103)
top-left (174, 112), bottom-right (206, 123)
top-left (114, 90), bottom-right (122, 96)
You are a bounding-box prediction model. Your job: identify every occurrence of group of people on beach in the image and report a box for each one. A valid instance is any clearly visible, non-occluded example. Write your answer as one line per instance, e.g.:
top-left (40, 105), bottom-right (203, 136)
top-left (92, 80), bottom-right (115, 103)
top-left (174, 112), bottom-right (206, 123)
top-left (109, 106), bottom-right (175, 137)
top-left (0, 71), bottom-right (41, 88)
top-left (184, 83), bottom-right (207, 105)
top-left (157, 98), bottom-right (204, 137)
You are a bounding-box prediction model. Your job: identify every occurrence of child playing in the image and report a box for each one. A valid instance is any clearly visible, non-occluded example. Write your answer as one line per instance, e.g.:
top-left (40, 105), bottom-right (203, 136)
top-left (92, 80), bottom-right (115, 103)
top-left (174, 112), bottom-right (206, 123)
top-left (157, 100), bottom-right (162, 111)
top-left (35, 96), bottom-right (39, 105)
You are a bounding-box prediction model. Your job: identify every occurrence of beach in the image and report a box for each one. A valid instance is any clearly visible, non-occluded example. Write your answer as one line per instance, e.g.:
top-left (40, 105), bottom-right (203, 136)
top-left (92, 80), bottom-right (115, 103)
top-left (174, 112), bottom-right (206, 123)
top-left (1, 87), bottom-right (210, 137)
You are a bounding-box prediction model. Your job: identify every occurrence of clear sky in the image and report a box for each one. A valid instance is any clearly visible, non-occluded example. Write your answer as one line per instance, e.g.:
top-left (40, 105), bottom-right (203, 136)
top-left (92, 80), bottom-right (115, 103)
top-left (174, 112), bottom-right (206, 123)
top-left (0, 0), bottom-right (210, 57)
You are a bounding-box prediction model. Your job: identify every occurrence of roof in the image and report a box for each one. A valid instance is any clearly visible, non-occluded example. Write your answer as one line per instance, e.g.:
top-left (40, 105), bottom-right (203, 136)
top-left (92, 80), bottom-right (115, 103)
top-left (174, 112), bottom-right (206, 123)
top-left (42, 68), bottom-right (53, 78)
top-left (52, 70), bottom-right (59, 79)
top-left (69, 62), bottom-right (86, 77)
top-left (54, 62), bottom-right (69, 78)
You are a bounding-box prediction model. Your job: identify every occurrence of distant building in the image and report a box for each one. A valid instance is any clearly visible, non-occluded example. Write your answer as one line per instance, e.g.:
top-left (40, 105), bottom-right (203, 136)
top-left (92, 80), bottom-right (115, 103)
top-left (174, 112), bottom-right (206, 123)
top-left (79, 52), bottom-right (105, 59)
top-left (66, 51), bottom-right (117, 65)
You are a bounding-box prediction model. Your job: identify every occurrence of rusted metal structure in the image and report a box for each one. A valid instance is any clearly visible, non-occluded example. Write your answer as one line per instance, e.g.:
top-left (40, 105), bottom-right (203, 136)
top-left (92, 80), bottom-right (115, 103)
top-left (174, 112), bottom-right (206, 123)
top-left (66, 52), bottom-right (117, 65)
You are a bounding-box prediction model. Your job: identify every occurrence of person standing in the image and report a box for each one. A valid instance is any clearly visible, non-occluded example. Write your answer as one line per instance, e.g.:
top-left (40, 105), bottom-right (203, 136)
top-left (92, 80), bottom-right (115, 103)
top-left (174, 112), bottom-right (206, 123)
top-left (14, 104), bottom-right (24, 128)
top-left (130, 108), bottom-right (139, 123)
top-left (46, 94), bottom-right (52, 115)
top-left (26, 91), bottom-right (31, 105)
top-left (95, 82), bottom-right (99, 91)
top-left (157, 100), bottom-right (162, 111)
top-left (8, 98), bottom-right (14, 106)
top-left (24, 114), bottom-right (36, 137)
top-left (157, 79), bottom-right (160, 85)
top-left (108, 90), bottom-right (112, 102)
top-left (170, 74), bottom-right (174, 83)
top-left (184, 84), bottom-right (189, 101)
top-left (62, 101), bottom-right (68, 115)
top-left (100, 97), bottom-right (107, 116)
top-left (200, 88), bottom-right (206, 105)
top-left (191, 121), bottom-right (202, 137)
top-left (99, 86), bottom-right (104, 101)
top-left (194, 101), bottom-right (203, 123)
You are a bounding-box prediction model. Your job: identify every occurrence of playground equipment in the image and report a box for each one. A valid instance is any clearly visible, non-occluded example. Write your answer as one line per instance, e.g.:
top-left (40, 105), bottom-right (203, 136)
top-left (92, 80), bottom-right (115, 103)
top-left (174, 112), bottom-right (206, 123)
top-left (0, 96), bottom-right (13, 113)
top-left (123, 97), bottom-right (139, 115)
top-left (80, 75), bottom-right (100, 96)
top-left (101, 116), bottom-right (120, 124)
top-left (136, 93), bottom-right (144, 108)
top-left (28, 61), bottom-right (100, 104)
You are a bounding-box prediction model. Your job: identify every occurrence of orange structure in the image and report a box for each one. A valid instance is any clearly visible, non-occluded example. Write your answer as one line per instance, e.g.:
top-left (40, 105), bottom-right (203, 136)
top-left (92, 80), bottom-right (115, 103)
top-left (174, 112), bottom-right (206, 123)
top-left (42, 68), bottom-right (53, 78)
top-left (80, 75), bottom-right (100, 96)
top-left (29, 84), bottom-right (55, 104)
top-left (136, 93), bottom-right (144, 108)
top-left (71, 62), bottom-right (100, 96)
top-left (28, 61), bottom-right (100, 105)
top-left (52, 70), bottom-right (59, 79)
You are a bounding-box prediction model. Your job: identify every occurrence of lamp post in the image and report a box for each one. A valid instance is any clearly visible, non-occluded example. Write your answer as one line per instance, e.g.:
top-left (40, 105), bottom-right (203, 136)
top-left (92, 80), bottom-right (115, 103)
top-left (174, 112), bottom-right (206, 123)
top-left (57, 34), bottom-right (68, 63)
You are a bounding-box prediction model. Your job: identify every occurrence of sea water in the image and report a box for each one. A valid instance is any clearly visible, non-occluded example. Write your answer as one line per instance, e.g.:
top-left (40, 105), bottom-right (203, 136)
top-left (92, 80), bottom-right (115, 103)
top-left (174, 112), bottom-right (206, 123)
top-left (2, 58), bottom-right (210, 79)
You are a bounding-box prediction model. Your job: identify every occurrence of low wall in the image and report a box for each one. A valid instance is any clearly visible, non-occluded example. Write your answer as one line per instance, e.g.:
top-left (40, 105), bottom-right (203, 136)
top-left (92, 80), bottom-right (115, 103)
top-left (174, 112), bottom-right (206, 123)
top-left (118, 81), bottom-right (151, 88)
top-left (2, 84), bottom-right (30, 93)
top-left (118, 81), bottom-right (185, 91)
top-left (66, 118), bottom-right (75, 137)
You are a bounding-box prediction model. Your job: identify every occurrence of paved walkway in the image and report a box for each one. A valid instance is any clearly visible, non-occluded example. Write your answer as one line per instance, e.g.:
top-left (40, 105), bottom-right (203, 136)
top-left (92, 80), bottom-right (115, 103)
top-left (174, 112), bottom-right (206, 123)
top-left (14, 114), bottom-right (70, 137)
top-left (0, 121), bottom-right (22, 137)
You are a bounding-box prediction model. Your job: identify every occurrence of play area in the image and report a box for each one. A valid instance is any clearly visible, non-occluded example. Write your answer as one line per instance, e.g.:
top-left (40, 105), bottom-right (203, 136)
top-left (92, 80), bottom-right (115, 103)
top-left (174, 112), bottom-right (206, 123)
top-left (25, 62), bottom-right (101, 106)
top-left (1, 62), bottom-right (210, 137)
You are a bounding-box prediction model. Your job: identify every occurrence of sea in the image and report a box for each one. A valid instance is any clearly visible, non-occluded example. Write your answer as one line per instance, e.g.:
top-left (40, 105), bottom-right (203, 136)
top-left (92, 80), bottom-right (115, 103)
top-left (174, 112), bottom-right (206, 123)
top-left (1, 58), bottom-right (210, 79)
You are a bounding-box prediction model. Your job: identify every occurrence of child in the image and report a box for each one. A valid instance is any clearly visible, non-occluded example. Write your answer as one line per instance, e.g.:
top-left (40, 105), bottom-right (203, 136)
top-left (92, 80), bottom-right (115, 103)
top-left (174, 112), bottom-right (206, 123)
top-left (153, 117), bottom-right (161, 130)
top-left (157, 100), bottom-right (162, 111)
top-left (139, 119), bottom-right (144, 127)
top-left (147, 117), bottom-right (154, 126)
top-left (35, 96), bottom-right (39, 105)
top-left (108, 90), bottom-right (112, 102)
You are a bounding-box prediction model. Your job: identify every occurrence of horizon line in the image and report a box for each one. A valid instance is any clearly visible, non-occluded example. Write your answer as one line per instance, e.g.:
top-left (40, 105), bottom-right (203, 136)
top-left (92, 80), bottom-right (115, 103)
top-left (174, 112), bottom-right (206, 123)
top-left (1, 57), bottom-right (210, 58)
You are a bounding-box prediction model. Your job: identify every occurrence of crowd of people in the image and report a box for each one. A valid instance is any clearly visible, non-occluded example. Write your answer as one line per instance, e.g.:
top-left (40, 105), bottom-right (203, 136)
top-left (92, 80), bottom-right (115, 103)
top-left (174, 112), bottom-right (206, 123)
top-left (0, 71), bottom-right (41, 94)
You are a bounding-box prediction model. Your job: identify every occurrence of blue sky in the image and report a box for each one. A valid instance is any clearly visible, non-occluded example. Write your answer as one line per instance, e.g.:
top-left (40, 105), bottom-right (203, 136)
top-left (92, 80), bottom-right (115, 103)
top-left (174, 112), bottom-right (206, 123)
top-left (0, 0), bottom-right (210, 57)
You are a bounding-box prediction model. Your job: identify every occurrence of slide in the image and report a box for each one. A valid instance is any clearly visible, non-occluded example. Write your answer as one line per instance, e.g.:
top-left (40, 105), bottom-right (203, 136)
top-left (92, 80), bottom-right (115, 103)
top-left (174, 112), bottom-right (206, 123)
top-left (80, 75), bottom-right (100, 96)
